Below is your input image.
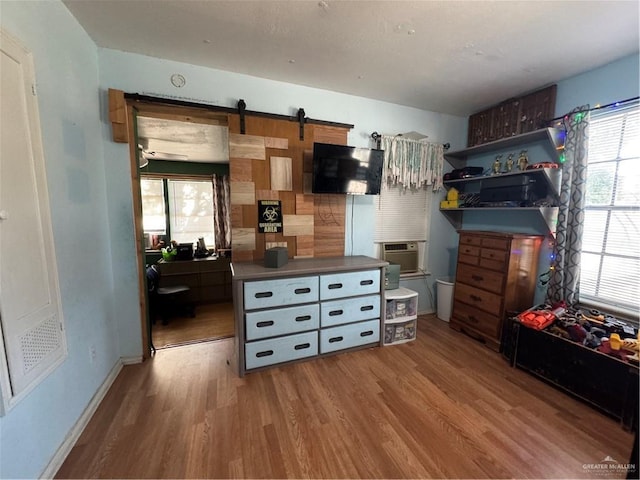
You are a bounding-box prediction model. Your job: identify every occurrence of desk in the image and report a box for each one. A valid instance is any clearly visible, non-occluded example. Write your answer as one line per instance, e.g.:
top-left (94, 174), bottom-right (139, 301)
top-left (157, 256), bottom-right (232, 303)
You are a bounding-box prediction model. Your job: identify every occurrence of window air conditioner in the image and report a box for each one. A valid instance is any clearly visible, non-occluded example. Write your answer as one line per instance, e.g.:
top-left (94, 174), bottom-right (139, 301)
top-left (382, 242), bottom-right (419, 273)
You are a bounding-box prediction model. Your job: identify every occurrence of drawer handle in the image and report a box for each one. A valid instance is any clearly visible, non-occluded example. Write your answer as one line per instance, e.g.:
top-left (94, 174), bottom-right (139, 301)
top-left (360, 305), bottom-right (374, 311)
top-left (471, 274), bottom-right (483, 281)
top-left (328, 283), bottom-right (343, 290)
top-left (360, 330), bottom-right (374, 337)
top-left (328, 336), bottom-right (343, 343)
top-left (294, 288), bottom-right (311, 294)
top-left (295, 315), bottom-right (311, 322)
top-left (294, 343), bottom-right (311, 350)
top-left (360, 279), bottom-right (373, 286)
top-left (329, 309), bottom-right (344, 316)
top-left (470, 294), bottom-right (482, 302)
top-left (256, 321), bottom-right (274, 328)
top-left (468, 315), bottom-right (479, 324)
top-left (256, 350), bottom-right (274, 358)
top-left (255, 291), bottom-right (273, 298)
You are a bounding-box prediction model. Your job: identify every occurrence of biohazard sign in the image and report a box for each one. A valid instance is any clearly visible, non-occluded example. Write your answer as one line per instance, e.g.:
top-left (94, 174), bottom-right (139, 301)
top-left (258, 200), bottom-right (283, 233)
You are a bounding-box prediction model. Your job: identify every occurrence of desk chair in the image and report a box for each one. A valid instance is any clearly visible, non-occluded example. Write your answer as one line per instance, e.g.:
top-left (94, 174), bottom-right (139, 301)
top-left (146, 265), bottom-right (195, 325)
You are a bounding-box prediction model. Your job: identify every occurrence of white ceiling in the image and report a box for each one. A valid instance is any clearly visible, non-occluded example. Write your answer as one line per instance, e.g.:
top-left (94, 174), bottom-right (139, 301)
top-left (64, 0), bottom-right (638, 117)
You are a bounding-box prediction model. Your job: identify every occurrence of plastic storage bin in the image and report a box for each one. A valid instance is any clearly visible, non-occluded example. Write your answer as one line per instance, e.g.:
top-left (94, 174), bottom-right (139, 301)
top-left (384, 318), bottom-right (417, 345)
top-left (384, 287), bottom-right (418, 345)
top-left (436, 278), bottom-right (454, 322)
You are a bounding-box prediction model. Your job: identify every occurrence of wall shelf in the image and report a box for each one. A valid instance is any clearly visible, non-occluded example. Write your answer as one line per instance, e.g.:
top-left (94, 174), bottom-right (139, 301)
top-left (441, 127), bottom-right (565, 237)
top-left (443, 167), bottom-right (562, 199)
top-left (440, 206), bottom-right (559, 236)
top-left (444, 127), bottom-right (565, 170)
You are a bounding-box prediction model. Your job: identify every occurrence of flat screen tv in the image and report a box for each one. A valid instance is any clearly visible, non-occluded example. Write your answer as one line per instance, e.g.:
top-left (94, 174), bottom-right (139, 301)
top-left (312, 143), bottom-right (384, 195)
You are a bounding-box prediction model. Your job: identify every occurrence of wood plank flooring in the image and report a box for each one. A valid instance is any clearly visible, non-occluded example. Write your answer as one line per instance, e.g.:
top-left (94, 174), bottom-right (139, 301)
top-left (56, 315), bottom-right (635, 479)
top-left (151, 302), bottom-right (234, 349)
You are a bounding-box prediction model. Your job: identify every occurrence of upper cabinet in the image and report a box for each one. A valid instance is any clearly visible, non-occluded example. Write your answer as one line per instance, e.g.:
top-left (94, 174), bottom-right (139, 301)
top-left (440, 127), bottom-right (565, 237)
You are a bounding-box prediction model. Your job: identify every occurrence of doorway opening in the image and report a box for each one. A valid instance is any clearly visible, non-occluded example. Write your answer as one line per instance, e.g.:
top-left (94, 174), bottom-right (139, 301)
top-left (133, 110), bottom-right (234, 351)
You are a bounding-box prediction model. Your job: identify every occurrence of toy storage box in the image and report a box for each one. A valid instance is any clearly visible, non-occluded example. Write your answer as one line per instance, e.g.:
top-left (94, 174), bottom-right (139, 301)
top-left (384, 287), bottom-right (418, 345)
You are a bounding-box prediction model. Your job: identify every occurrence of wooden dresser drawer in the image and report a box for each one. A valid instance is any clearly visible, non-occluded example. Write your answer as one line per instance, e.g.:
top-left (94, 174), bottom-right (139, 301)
top-left (479, 248), bottom-right (507, 270)
top-left (319, 270), bottom-right (380, 300)
top-left (320, 294), bottom-right (380, 328)
top-left (244, 276), bottom-right (319, 310)
top-left (481, 237), bottom-right (509, 250)
top-left (459, 244), bottom-right (480, 257)
top-left (460, 234), bottom-right (483, 247)
top-left (245, 331), bottom-right (318, 370)
top-left (454, 283), bottom-right (502, 316)
top-left (481, 248), bottom-right (508, 263)
top-left (452, 302), bottom-right (502, 338)
top-left (456, 264), bottom-right (504, 295)
top-left (245, 304), bottom-right (319, 341)
top-left (320, 319), bottom-right (380, 354)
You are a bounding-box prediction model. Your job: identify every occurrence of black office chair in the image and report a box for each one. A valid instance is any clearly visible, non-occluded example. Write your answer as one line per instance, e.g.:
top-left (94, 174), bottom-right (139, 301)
top-left (146, 265), bottom-right (195, 325)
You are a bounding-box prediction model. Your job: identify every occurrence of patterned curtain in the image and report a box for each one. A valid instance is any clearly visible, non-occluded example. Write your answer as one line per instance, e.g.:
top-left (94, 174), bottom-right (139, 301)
top-left (212, 174), bottom-right (231, 251)
top-left (546, 106), bottom-right (590, 306)
top-left (380, 135), bottom-right (444, 191)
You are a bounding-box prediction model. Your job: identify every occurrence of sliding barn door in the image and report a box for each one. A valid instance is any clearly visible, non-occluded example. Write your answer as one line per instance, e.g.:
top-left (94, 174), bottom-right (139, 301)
top-left (0, 30), bottom-right (66, 411)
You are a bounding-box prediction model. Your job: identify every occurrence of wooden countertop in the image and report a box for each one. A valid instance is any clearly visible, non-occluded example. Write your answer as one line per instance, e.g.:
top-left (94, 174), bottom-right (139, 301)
top-left (231, 255), bottom-right (388, 281)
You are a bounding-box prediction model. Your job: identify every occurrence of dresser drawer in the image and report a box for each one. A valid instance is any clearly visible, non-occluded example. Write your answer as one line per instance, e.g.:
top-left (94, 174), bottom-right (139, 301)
top-left (245, 331), bottom-right (318, 370)
top-left (320, 319), bottom-right (380, 354)
top-left (244, 276), bottom-right (318, 310)
top-left (460, 234), bottom-right (483, 247)
top-left (459, 244), bottom-right (480, 257)
top-left (245, 304), bottom-right (319, 341)
top-left (320, 294), bottom-right (380, 328)
top-left (320, 270), bottom-right (380, 300)
top-left (454, 283), bottom-right (503, 316)
top-left (452, 302), bottom-right (502, 338)
top-left (481, 237), bottom-right (509, 250)
top-left (456, 264), bottom-right (504, 295)
top-left (480, 248), bottom-right (508, 264)
top-left (458, 254), bottom-right (479, 266)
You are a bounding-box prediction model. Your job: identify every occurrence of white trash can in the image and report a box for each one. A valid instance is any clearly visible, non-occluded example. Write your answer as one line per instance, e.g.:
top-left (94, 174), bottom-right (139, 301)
top-left (436, 278), bottom-right (454, 322)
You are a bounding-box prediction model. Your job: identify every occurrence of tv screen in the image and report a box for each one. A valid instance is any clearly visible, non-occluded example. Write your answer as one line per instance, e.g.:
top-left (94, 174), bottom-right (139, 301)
top-left (312, 143), bottom-right (384, 195)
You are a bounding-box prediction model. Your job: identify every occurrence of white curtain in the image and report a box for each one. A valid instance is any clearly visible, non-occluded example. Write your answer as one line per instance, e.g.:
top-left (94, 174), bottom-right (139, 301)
top-left (380, 135), bottom-right (444, 191)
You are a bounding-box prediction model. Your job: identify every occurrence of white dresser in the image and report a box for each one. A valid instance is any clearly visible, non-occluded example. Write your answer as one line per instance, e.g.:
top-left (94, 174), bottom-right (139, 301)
top-left (231, 256), bottom-right (387, 376)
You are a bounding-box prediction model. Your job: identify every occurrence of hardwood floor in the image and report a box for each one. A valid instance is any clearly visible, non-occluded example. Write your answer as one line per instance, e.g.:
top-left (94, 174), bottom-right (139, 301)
top-left (151, 302), bottom-right (234, 349)
top-left (56, 315), bottom-right (635, 479)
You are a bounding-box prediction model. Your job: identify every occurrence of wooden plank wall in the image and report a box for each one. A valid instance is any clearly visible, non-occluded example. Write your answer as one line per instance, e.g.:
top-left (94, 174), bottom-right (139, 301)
top-left (227, 115), bottom-right (349, 262)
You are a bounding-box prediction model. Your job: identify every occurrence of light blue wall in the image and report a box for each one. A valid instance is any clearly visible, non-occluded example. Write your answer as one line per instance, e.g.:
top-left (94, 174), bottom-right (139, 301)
top-left (555, 54), bottom-right (639, 117)
top-left (0, 2), bottom-right (120, 478)
top-left (98, 49), bottom-right (468, 320)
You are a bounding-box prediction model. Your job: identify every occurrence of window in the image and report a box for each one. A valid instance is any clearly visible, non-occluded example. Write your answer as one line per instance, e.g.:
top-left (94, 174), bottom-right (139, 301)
top-left (580, 103), bottom-right (639, 316)
top-left (374, 184), bottom-right (432, 271)
top-left (141, 177), bottom-right (215, 248)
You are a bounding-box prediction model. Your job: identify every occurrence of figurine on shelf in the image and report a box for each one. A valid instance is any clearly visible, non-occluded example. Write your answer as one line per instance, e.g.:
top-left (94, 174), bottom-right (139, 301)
top-left (505, 153), bottom-right (514, 172)
top-left (518, 150), bottom-right (529, 171)
top-left (492, 155), bottom-right (502, 175)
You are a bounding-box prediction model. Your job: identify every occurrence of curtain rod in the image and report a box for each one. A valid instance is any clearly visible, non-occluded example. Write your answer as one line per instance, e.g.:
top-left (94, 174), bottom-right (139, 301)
top-left (370, 131), bottom-right (450, 151)
top-left (551, 96), bottom-right (639, 122)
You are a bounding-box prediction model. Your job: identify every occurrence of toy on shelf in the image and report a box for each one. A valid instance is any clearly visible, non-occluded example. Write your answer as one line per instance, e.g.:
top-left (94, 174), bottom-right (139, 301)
top-left (440, 187), bottom-right (460, 209)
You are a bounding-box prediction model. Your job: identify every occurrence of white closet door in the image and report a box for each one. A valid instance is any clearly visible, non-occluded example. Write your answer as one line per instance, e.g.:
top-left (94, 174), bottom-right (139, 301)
top-left (0, 30), bottom-right (66, 410)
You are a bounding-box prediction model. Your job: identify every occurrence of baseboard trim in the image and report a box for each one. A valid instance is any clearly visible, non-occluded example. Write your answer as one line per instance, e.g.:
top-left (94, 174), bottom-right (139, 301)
top-left (121, 355), bottom-right (143, 365)
top-left (39, 359), bottom-right (124, 479)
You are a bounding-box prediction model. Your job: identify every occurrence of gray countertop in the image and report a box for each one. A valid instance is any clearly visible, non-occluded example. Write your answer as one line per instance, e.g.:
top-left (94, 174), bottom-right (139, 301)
top-left (231, 255), bottom-right (388, 281)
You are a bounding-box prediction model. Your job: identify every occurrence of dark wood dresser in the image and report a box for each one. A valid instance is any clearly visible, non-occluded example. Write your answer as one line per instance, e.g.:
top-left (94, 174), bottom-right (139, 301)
top-left (157, 256), bottom-right (232, 304)
top-left (450, 231), bottom-right (543, 351)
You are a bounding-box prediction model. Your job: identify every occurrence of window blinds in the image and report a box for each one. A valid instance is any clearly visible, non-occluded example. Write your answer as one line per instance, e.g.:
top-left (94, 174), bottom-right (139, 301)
top-left (374, 184), bottom-right (431, 243)
top-left (580, 102), bottom-right (639, 314)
